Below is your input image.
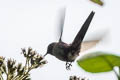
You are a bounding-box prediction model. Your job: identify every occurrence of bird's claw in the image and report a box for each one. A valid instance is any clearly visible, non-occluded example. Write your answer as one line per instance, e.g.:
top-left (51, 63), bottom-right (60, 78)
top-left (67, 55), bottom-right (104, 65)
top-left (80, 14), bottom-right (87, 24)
top-left (66, 62), bottom-right (72, 70)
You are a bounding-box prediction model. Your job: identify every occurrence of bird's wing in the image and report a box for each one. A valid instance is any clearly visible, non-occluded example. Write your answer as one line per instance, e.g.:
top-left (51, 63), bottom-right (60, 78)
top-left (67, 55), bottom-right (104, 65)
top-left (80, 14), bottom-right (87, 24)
top-left (71, 11), bottom-right (95, 49)
top-left (56, 7), bottom-right (66, 42)
top-left (81, 40), bottom-right (99, 52)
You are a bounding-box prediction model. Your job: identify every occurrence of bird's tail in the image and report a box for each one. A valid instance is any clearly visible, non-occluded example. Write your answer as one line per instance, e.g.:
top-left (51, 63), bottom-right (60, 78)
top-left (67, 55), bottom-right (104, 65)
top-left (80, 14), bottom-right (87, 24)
top-left (71, 11), bottom-right (95, 49)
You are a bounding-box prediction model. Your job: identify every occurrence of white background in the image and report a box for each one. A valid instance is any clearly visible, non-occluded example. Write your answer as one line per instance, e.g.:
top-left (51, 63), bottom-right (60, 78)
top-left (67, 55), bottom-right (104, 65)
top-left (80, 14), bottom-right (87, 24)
top-left (0, 0), bottom-right (120, 80)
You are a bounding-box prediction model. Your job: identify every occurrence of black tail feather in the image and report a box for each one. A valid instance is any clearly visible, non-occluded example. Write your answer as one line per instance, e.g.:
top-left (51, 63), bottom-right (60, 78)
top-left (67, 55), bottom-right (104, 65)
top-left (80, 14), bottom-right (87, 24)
top-left (71, 11), bottom-right (95, 49)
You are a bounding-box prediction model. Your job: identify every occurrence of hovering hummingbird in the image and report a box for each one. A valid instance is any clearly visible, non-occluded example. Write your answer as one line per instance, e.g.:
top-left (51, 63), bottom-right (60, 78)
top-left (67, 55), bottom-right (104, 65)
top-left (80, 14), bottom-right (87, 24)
top-left (44, 10), bottom-right (95, 70)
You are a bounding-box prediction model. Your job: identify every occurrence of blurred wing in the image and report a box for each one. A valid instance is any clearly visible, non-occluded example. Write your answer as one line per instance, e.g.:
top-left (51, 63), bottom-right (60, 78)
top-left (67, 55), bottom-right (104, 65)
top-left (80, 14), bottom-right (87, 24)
top-left (71, 11), bottom-right (95, 49)
top-left (81, 40), bottom-right (99, 52)
top-left (56, 7), bottom-right (66, 42)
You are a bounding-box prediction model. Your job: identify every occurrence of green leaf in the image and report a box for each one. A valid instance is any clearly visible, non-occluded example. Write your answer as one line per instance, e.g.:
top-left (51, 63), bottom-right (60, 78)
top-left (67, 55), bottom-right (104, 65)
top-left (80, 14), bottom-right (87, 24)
top-left (77, 52), bottom-right (120, 73)
top-left (90, 0), bottom-right (104, 6)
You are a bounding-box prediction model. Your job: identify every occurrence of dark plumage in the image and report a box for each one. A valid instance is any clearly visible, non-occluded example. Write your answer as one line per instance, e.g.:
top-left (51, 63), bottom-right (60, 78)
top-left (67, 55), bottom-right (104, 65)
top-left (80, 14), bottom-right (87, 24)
top-left (44, 11), bottom-right (95, 70)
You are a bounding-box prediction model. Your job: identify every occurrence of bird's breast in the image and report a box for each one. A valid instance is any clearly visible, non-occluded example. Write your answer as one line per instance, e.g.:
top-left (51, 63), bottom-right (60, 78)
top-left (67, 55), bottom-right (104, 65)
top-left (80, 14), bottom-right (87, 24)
top-left (52, 43), bottom-right (68, 61)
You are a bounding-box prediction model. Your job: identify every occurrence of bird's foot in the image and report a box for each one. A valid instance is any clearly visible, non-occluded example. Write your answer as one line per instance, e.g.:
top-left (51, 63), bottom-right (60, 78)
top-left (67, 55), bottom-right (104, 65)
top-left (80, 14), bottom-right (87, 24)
top-left (66, 62), bottom-right (72, 70)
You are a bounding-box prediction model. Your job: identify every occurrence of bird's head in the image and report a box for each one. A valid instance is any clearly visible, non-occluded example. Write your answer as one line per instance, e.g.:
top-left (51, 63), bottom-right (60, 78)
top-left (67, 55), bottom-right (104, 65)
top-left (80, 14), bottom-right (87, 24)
top-left (44, 42), bottom-right (56, 57)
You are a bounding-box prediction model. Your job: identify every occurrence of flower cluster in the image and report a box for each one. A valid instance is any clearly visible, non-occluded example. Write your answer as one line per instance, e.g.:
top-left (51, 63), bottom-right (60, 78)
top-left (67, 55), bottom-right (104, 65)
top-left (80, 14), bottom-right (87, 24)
top-left (0, 47), bottom-right (47, 80)
top-left (69, 76), bottom-right (89, 80)
top-left (21, 47), bottom-right (47, 69)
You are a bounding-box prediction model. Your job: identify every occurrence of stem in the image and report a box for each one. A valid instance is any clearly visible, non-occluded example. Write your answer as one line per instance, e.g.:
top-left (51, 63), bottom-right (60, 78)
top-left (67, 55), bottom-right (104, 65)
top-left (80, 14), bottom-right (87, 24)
top-left (17, 73), bottom-right (29, 80)
top-left (0, 71), bottom-right (3, 80)
top-left (12, 58), bottom-right (31, 80)
top-left (25, 59), bottom-right (27, 68)
top-left (118, 67), bottom-right (120, 80)
top-left (11, 73), bottom-right (21, 80)
top-left (119, 67), bottom-right (120, 76)
top-left (6, 72), bottom-right (9, 80)
top-left (102, 56), bottom-right (120, 80)
top-left (16, 67), bottom-right (31, 80)
top-left (0, 67), bottom-right (4, 80)
top-left (113, 68), bottom-right (120, 80)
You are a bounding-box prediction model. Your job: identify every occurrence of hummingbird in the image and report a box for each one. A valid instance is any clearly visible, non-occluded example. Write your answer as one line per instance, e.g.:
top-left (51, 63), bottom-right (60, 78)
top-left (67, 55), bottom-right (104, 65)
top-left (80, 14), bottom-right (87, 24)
top-left (44, 11), bottom-right (95, 70)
